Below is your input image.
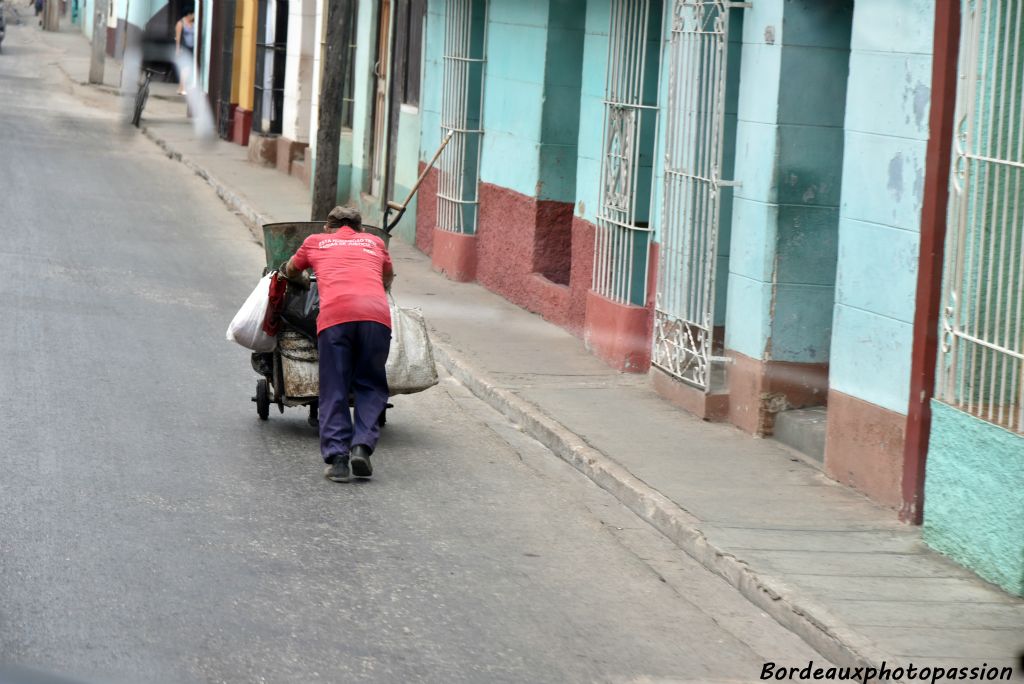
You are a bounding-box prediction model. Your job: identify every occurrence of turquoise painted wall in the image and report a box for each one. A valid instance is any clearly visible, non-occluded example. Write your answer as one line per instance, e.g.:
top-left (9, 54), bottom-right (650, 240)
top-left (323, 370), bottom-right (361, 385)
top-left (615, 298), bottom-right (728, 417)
top-left (476, 0), bottom-right (585, 203)
top-left (478, 1), bottom-right (548, 197)
top-left (572, 0), bottom-right (609, 225)
top-left (924, 401), bottom-right (1024, 597)
top-left (537, 0), bottom-right (585, 203)
top-left (338, 131), bottom-right (354, 205)
top-left (828, 0), bottom-right (934, 413)
top-left (346, 0), bottom-right (378, 207)
top-left (723, 0), bottom-right (783, 359)
top-left (419, 0), bottom-right (444, 161)
top-left (81, 0), bottom-right (94, 37)
top-left (725, 0), bottom-right (851, 364)
top-left (390, 106), bottom-right (422, 244)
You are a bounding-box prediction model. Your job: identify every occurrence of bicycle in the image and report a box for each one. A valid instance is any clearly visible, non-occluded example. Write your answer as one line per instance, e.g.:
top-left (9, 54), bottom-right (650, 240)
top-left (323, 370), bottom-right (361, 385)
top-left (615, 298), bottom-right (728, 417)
top-left (131, 66), bottom-right (166, 128)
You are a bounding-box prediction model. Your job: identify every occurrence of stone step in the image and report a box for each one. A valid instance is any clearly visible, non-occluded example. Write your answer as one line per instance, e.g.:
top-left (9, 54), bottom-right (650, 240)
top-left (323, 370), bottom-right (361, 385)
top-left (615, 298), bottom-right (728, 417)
top-left (771, 406), bottom-right (828, 466)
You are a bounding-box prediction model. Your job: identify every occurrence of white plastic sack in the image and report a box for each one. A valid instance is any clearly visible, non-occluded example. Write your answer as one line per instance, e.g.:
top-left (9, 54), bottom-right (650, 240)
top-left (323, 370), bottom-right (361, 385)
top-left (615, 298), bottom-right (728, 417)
top-left (226, 274), bottom-right (276, 352)
top-left (386, 295), bottom-right (439, 395)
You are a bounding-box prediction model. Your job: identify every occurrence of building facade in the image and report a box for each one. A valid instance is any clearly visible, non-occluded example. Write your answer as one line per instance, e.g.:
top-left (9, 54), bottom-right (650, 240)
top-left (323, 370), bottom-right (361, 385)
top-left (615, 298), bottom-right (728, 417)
top-left (397, 0), bottom-right (1021, 596)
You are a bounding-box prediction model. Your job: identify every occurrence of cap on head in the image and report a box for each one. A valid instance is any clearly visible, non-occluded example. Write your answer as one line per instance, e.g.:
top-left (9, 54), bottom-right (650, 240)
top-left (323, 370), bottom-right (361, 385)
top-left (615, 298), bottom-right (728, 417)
top-left (326, 205), bottom-right (362, 230)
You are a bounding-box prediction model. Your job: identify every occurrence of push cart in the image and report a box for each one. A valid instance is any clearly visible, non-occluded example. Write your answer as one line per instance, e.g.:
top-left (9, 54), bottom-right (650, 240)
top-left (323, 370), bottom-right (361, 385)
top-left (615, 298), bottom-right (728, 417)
top-left (251, 221), bottom-right (394, 428)
top-left (247, 129), bottom-right (454, 428)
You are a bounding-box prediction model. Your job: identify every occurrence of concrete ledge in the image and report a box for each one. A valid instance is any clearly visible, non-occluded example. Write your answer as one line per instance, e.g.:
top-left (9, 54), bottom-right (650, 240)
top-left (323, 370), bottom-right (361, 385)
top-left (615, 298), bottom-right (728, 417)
top-left (583, 290), bottom-right (652, 373)
top-left (248, 133), bottom-right (278, 167)
top-left (232, 107), bottom-right (252, 147)
top-left (431, 228), bottom-right (477, 282)
top-left (825, 389), bottom-right (906, 510)
top-left (276, 137), bottom-right (307, 175)
top-left (650, 366), bottom-right (729, 421)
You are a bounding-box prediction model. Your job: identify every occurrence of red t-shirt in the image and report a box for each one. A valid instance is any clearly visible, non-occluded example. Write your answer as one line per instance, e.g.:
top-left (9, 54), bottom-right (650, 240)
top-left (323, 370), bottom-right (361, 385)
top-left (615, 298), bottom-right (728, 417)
top-left (290, 227), bottom-right (394, 334)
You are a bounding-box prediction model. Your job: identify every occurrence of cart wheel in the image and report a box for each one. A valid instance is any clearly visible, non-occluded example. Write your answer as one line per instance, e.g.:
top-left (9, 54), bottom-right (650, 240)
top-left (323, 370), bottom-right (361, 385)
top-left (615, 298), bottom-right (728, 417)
top-left (256, 378), bottom-right (270, 420)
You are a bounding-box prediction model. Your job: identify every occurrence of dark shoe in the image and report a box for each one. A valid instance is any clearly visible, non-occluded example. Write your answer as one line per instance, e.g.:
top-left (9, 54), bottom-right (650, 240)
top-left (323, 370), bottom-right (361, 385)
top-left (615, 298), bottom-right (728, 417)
top-left (324, 454), bottom-right (351, 483)
top-left (350, 445), bottom-right (373, 478)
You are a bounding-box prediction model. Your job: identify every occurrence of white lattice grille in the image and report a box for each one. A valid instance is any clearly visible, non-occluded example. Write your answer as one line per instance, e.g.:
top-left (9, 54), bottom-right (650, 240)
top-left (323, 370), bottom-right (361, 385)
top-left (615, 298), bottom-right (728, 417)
top-left (652, 0), bottom-right (737, 390)
top-left (436, 0), bottom-right (487, 234)
top-left (593, 0), bottom-right (662, 306)
top-left (940, 0), bottom-right (1024, 432)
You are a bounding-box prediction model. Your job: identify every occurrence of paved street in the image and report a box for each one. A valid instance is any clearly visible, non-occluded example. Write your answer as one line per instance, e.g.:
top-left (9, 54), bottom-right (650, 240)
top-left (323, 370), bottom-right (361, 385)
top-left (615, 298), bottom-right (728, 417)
top-left (0, 19), bottom-right (827, 684)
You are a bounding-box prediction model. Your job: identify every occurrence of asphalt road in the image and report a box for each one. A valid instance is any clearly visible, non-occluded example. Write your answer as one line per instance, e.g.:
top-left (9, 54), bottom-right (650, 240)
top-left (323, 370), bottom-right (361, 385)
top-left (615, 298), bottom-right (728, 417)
top-left (0, 20), bottom-right (825, 684)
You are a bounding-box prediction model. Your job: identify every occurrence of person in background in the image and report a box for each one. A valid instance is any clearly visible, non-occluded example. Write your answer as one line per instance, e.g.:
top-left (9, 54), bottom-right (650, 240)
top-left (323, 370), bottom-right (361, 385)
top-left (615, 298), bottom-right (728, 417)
top-left (174, 6), bottom-right (194, 95)
top-left (281, 206), bottom-right (395, 483)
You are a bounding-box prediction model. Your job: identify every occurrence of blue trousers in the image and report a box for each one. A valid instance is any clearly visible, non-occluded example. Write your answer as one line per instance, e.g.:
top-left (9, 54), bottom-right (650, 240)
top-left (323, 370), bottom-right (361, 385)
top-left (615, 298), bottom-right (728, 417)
top-left (317, 321), bottom-right (391, 462)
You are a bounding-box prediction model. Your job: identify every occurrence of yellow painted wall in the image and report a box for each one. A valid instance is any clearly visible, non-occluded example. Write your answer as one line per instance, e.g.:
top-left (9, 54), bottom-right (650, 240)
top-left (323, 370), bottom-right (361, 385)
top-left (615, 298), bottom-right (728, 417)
top-left (236, 0), bottom-right (258, 111)
top-left (231, 0), bottom-right (245, 104)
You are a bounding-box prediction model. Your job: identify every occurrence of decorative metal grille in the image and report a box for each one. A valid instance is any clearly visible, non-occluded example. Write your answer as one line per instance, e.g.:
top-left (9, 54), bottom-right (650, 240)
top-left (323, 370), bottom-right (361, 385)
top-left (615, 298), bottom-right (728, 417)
top-left (652, 0), bottom-right (738, 390)
top-left (940, 0), bottom-right (1024, 432)
top-left (436, 0), bottom-right (487, 234)
top-left (593, 0), bottom-right (662, 306)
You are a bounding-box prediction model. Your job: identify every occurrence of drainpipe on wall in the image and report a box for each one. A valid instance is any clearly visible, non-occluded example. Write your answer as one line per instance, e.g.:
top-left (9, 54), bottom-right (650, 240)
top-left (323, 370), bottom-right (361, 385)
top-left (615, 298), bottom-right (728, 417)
top-left (900, 0), bottom-right (961, 525)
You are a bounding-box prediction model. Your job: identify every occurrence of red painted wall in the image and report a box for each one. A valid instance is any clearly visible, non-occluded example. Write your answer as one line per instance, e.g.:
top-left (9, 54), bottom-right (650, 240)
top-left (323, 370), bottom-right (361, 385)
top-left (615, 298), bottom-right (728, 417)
top-left (415, 163), bottom-right (438, 256)
top-left (411, 169), bottom-right (655, 371)
top-left (414, 172), bottom-right (595, 338)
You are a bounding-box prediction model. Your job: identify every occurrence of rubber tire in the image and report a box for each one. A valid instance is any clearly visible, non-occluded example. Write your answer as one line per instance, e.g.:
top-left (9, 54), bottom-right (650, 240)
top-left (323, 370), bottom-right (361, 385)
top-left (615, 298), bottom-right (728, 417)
top-left (131, 81), bottom-right (149, 128)
top-left (256, 378), bottom-right (270, 420)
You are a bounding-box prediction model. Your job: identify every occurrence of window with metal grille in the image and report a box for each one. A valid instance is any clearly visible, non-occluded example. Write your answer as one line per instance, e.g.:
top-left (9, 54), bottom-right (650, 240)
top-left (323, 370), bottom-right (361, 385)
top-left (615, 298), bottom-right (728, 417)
top-left (593, 0), bottom-right (663, 307)
top-left (652, 0), bottom-right (741, 390)
top-left (940, 0), bottom-right (1024, 433)
top-left (436, 0), bottom-right (487, 235)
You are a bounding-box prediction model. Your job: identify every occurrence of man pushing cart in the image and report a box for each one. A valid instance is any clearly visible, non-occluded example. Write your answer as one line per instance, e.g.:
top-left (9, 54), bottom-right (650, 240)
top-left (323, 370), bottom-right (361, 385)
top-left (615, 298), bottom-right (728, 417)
top-left (229, 132), bottom-right (452, 483)
top-left (228, 207), bottom-right (438, 484)
top-left (279, 206), bottom-right (393, 483)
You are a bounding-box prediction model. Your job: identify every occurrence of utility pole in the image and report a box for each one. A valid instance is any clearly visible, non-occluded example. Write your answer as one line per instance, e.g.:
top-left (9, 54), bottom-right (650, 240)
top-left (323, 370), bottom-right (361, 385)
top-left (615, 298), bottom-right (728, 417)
top-left (88, 0), bottom-right (108, 84)
top-left (310, 0), bottom-right (353, 221)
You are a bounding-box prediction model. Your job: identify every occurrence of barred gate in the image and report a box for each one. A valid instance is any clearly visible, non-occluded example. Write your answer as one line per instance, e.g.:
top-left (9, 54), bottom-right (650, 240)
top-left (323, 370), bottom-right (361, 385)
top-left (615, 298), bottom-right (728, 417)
top-left (940, 0), bottom-right (1024, 432)
top-left (593, 0), bottom-right (662, 307)
top-left (652, 0), bottom-right (739, 390)
top-left (436, 0), bottom-right (488, 235)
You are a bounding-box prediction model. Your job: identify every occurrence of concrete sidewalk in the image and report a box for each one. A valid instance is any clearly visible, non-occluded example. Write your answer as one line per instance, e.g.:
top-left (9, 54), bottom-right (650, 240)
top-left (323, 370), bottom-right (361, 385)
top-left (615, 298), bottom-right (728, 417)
top-left (44, 26), bottom-right (1024, 681)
